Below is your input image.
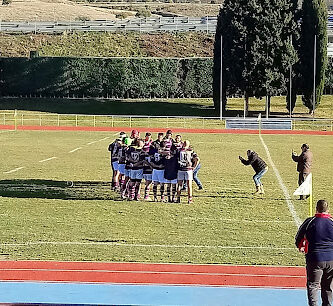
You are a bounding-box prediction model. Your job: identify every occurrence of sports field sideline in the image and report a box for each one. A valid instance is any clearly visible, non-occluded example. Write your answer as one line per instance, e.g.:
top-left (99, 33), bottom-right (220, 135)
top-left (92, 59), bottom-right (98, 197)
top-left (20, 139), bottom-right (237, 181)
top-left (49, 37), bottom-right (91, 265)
top-left (0, 125), bottom-right (332, 304)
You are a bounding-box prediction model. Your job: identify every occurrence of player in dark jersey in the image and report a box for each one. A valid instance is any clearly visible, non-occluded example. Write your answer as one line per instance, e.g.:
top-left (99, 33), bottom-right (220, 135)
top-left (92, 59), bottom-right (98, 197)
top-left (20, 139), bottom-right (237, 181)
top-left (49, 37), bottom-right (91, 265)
top-left (151, 133), bottom-right (164, 150)
top-left (120, 137), bottom-right (133, 199)
top-left (164, 145), bottom-right (178, 203)
top-left (108, 132), bottom-right (126, 190)
top-left (142, 149), bottom-right (154, 201)
top-left (145, 142), bottom-right (167, 202)
top-left (176, 140), bottom-right (194, 204)
top-left (127, 139), bottom-right (145, 201)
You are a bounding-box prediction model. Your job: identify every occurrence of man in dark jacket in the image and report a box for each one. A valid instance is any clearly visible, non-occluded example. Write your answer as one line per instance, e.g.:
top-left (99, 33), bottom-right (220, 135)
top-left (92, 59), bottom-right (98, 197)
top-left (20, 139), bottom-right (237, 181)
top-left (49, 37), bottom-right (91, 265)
top-left (292, 143), bottom-right (313, 200)
top-left (295, 200), bottom-right (333, 306)
top-left (239, 150), bottom-right (268, 194)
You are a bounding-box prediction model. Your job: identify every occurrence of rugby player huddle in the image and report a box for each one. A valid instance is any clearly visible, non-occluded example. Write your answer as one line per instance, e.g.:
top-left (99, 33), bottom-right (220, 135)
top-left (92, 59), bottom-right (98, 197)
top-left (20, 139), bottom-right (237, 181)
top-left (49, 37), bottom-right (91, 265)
top-left (108, 129), bottom-right (201, 204)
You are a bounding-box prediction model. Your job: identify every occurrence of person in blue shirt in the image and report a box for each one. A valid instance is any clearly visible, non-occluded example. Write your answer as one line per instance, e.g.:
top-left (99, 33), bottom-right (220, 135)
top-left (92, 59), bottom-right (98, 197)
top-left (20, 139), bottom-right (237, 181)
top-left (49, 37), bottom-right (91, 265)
top-left (295, 200), bottom-right (333, 306)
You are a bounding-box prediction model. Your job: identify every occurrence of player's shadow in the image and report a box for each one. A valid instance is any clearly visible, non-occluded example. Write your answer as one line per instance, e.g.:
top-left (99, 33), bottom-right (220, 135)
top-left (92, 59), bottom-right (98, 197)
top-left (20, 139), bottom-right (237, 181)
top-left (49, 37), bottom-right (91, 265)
top-left (0, 179), bottom-right (121, 201)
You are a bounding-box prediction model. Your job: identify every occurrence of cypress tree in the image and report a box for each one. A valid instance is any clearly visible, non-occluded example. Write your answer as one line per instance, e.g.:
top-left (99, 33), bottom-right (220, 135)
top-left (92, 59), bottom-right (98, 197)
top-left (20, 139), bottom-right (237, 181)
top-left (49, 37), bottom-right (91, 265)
top-left (213, 0), bottom-right (298, 116)
top-left (300, 0), bottom-right (327, 113)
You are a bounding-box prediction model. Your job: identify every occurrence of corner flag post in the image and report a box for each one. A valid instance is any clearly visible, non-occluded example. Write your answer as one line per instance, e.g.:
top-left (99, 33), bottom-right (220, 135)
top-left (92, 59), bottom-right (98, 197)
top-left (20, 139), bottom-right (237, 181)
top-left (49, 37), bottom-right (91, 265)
top-left (14, 109), bottom-right (17, 131)
top-left (309, 175), bottom-right (313, 216)
top-left (257, 113), bottom-right (262, 136)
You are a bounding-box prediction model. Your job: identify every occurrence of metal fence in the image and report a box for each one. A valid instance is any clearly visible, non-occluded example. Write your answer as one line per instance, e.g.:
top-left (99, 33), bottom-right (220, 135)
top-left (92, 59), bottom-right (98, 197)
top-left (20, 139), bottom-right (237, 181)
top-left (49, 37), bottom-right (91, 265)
top-left (0, 17), bottom-right (217, 34)
top-left (1, 112), bottom-right (332, 131)
top-left (1, 16), bottom-right (333, 35)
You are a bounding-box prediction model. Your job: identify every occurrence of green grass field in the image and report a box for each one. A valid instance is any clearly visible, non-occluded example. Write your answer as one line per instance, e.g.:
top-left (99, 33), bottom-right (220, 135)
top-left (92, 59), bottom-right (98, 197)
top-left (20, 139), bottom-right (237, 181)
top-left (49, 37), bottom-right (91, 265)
top-left (0, 129), bottom-right (332, 266)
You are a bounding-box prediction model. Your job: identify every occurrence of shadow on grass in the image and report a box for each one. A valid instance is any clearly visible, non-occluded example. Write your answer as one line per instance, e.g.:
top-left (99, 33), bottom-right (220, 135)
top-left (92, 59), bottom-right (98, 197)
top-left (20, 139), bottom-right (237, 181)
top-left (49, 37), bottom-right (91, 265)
top-left (0, 97), bottom-right (216, 117)
top-left (0, 179), bottom-right (121, 201)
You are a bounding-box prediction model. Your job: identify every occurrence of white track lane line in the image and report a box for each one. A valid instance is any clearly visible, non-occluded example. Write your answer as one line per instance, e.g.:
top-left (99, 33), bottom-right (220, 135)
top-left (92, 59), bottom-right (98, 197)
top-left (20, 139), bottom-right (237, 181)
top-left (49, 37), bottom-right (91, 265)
top-left (3, 167), bottom-right (25, 174)
top-left (39, 157), bottom-right (57, 163)
top-left (69, 147), bottom-right (82, 153)
top-left (0, 241), bottom-right (295, 250)
top-left (259, 134), bottom-right (302, 228)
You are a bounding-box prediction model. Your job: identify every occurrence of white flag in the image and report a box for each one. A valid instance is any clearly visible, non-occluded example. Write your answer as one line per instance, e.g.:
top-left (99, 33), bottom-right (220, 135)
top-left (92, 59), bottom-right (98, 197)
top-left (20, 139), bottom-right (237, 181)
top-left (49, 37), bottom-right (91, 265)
top-left (293, 173), bottom-right (312, 196)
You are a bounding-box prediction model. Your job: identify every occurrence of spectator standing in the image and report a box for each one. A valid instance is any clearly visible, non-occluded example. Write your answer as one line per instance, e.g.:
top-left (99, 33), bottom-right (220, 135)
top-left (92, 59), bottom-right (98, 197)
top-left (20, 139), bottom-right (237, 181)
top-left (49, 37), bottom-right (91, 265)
top-left (292, 143), bottom-right (313, 200)
top-left (239, 150), bottom-right (268, 194)
top-left (295, 200), bottom-right (333, 306)
top-left (192, 150), bottom-right (203, 190)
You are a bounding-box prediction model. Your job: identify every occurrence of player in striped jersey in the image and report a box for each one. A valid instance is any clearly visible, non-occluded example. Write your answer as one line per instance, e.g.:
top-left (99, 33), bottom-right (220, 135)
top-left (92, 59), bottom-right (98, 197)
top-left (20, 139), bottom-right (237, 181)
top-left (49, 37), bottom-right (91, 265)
top-left (174, 134), bottom-right (183, 151)
top-left (162, 130), bottom-right (173, 153)
top-left (143, 132), bottom-right (153, 152)
top-left (176, 140), bottom-right (194, 204)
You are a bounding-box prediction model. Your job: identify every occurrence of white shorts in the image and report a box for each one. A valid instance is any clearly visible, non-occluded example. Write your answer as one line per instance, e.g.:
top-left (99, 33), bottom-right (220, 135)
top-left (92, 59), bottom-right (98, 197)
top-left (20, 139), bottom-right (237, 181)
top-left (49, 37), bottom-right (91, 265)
top-left (130, 169), bottom-right (143, 180)
top-left (164, 179), bottom-right (177, 184)
top-left (178, 170), bottom-right (193, 181)
top-left (112, 161), bottom-right (119, 171)
top-left (118, 163), bottom-right (125, 175)
top-left (124, 168), bottom-right (131, 177)
top-left (152, 169), bottom-right (165, 184)
top-left (143, 173), bottom-right (152, 182)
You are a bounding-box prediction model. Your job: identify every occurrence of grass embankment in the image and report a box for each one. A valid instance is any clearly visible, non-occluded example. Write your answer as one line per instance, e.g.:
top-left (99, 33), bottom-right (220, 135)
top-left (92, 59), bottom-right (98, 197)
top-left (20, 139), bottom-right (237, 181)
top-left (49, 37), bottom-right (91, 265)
top-left (0, 96), bottom-right (332, 119)
top-left (0, 131), bottom-right (331, 264)
top-left (0, 32), bottom-right (214, 57)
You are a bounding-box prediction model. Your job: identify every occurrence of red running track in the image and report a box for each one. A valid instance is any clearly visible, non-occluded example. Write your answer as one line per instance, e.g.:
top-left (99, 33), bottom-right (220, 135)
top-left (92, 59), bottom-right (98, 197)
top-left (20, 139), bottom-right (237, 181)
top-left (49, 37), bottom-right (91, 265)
top-left (0, 124), bottom-right (333, 135)
top-left (0, 261), bottom-right (306, 288)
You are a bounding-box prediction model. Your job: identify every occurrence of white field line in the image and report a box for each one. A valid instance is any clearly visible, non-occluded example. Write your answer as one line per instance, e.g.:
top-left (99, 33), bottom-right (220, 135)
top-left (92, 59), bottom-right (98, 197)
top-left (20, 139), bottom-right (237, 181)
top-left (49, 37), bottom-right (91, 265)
top-left (0, 130), bottom-right (15, 134)
top-left (3, 167), bottom-right (25, 174)
top-left (68, 147), bottom-right (82, 153)
top-left (0, 241), bottom-right (295, 250)
top-left (259, 134), bottom-right (302, 228)
top-left (87, 141), bottom-right (98, 145)
top-left (39, 157), bottom-right (57, 163)
top-left (183, 217), bottom-right (294, 223)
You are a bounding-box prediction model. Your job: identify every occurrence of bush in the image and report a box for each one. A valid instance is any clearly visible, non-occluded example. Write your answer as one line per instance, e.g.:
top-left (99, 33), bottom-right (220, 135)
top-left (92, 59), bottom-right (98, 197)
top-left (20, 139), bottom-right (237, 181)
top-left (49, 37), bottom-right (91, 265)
top-left (135, 9), bottom-right (151, 18)
top-left (0, 57), bottom-right (213, 98)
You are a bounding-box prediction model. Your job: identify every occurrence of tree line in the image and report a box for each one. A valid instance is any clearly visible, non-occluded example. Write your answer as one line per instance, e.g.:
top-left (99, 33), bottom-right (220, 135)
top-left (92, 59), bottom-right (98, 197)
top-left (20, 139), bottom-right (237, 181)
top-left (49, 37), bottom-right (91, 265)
top-left (213, 0), bottom-right (328, 115)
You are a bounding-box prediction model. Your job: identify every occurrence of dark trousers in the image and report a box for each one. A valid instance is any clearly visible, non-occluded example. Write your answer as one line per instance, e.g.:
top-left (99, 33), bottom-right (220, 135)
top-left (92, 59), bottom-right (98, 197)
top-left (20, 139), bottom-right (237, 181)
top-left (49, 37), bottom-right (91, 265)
top-left (306, 261), bottom-right (333, 306)
top-left (299, 172), bottom-right (310, 186)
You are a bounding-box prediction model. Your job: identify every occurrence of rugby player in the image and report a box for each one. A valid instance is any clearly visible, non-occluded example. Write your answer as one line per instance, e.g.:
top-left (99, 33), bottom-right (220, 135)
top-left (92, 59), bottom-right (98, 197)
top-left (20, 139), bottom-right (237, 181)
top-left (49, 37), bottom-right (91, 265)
top-left (176, 140), bottom-right (194, 204)
top-left (108, 132), bottom-right (126, 190)
top-left (146, 142), bottom-right (167, 202)
top-left (127, 138), bottom-right (145, 201)
top-left (164, 145), bottom-right (178, 203)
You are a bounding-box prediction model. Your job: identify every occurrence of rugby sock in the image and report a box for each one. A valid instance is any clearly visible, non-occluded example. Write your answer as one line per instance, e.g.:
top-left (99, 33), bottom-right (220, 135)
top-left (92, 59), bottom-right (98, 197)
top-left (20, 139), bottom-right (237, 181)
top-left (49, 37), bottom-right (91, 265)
top-left (160, 184), bottom-right (165, 201)
top-left (167, 185), bottom-right (171, 202)
top-left (135, 181), bottom-right (141, 200)
top-left (129, 181), bottom-right (136, 200)
top-left (144, 184), bottom-right (151, 199)
top-left (153, 184), bottom-right (158, 199)
top-left (172, 184), bottom-right (177, 201)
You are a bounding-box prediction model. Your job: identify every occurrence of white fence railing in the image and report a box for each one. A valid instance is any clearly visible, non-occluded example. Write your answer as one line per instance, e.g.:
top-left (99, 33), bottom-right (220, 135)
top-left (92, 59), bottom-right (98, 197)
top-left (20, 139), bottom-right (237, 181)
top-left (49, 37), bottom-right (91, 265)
top-left (0, 113), bottom-right (332, 131)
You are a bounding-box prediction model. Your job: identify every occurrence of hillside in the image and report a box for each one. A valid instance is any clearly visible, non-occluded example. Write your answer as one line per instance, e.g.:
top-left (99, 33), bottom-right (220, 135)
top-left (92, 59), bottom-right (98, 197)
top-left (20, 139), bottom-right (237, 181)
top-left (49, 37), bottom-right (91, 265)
top-left (0, 32), bottom-right (214, 57)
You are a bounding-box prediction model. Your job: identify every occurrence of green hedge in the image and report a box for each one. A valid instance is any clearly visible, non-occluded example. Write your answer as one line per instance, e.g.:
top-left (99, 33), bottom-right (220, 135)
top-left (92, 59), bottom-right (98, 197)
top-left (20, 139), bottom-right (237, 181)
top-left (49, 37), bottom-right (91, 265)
top-left (0, 57), bottom-right (213, 98)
